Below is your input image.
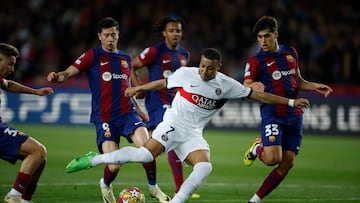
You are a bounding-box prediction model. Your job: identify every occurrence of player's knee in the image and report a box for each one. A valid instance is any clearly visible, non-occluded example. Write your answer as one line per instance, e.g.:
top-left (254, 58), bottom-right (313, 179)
top-left (261, 150), bottom-right (281, 165)
top-left (107, 164), bottom-right (121, 172)
top-left (139, 146), bottom-right (155, 162)
top-left (281, 159), bottom-right (295, 170)
top-left (194, 162), bottom-right (212, 177)
top-left (263, 156), bottom-right (281, 166)
top-left (36, 143), bottom-right (47, 161)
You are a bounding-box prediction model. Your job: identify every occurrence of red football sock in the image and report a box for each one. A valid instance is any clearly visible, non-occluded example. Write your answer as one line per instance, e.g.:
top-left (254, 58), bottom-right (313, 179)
top-left (22, 182), bottom-right (36, 200)
top-left (143, 160), bottom-right (157, 185)
top-left (168, 150), bottom-right (183, 192)
top-left (103, 165), bottom-right (119, 186)
top-left (22, 160), bottom-right (45, 201)
top-left (13, 172), bottom-right (31, 194)
top-left (256, 169), bottom-right (284, 198)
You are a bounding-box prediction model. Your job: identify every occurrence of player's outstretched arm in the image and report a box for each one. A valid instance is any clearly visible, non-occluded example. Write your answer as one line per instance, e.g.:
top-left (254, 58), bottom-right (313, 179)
top-left (296, 68), bottom-right (333, 97)
top-left (3, 80), bottom-right (53, 96)
top-left (47, 66), bottom-right (80, 83)
top-left (125, 79), bottom-right (167, 97)
top-left (250, 91), bottom-right (310, 108)
top-left (297, 80), bottom-right (333, 98)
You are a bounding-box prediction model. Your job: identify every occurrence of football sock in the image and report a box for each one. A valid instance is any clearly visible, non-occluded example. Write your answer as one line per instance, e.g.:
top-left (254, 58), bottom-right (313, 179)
top-left (9, 188), bottom-right (21, 196)
top-left (23, 161), bottom-right (45, 200)
top-left (167, 150), bottom-right (184, 192)
top-left (92, 146), bottom-right (154, 165)
top-left (148, 184), bottom-right (158, 191)
top-left (103, 165), bottom-right (118, 186)
top-left (172, 162), bottom-right (212, 203)
top-left (22, 182), bottom-right (37, 200)
top-left (257, 169), bottom-right (284, 198)
top-left (143, 160), bottom-right (157, 185)
top-left (12, 172), bottom-right (31, 194)
top-left (100, 178), bottom-right (110, 188)
top-left (249, 193), bottom-right (261, 202)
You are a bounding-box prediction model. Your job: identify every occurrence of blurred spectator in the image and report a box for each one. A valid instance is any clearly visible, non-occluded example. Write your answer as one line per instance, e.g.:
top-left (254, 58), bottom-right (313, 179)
top-left (0, 0), bottom-right (358, 85)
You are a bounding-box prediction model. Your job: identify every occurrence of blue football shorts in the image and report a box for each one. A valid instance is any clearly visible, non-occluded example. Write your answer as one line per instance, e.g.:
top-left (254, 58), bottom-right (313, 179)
top-left (0, 123), bottom-right (29, 164)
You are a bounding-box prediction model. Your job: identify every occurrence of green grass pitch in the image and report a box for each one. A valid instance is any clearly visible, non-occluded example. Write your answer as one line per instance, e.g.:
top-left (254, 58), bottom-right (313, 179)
top-left (1, 124), bottom-right (359, 202)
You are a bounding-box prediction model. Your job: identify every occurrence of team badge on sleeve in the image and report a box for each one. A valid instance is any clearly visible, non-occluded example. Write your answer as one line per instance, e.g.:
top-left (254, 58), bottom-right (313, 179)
top-left (215, 88), bottom-right (221, 95)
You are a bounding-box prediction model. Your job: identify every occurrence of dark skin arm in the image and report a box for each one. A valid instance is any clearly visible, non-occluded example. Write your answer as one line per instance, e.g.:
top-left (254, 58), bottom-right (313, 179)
top-left (249, 90), bottom-right (310, 108)
top-left (125, 78), bottom-right (310, 108)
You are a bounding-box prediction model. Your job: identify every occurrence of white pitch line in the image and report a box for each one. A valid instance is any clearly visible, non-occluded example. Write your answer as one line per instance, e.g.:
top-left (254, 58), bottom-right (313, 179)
top-left (1, 182), bottom-right (359, 202)
top-left (0, 181), bottom-right (359, 190)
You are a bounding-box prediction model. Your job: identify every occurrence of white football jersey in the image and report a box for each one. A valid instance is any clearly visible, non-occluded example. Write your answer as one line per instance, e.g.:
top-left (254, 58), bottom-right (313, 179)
top-left (164, 67), bottom-right (252, 129)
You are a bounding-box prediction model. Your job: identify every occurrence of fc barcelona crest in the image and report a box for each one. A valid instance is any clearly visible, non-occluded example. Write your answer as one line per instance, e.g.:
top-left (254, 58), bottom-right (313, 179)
top-left (121, 60), bottom-right (129, 68)
top-left (286, 55), bottom-right (294, 63)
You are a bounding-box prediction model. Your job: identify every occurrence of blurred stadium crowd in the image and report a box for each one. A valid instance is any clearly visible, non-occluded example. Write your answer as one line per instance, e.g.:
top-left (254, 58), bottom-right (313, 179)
top-left (0, 0), bottom-right (359, 85)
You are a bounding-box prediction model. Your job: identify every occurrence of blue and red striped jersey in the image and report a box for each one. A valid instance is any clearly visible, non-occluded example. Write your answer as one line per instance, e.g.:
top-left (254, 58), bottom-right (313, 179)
top-left (72, 47), bottom-right (133, 123)
top-left (244, 45), bottom-right (303, 118)
top-left (138, 41), bottom-right (189, 113)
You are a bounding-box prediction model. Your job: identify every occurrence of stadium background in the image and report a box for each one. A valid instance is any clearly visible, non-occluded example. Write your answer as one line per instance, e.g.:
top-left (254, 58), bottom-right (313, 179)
top-left (0, 0), bottom-right (359, 135)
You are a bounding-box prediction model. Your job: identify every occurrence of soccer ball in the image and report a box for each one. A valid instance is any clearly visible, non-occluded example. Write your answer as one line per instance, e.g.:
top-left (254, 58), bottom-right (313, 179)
top-left (118, 186), bottom-right (145, 203)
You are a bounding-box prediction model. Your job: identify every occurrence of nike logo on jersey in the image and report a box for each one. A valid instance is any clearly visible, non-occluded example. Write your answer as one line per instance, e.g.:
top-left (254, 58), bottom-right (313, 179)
top-left (100, 61), bottom-right (109, 66)
top-left (162, 60), bottom-right (171, 64)
top-left (134, 121), bottom-right (143, 126)
top-left (190, 84), bottom-right (198, 87)
top-left (267, 61), bottom-right (275, 66)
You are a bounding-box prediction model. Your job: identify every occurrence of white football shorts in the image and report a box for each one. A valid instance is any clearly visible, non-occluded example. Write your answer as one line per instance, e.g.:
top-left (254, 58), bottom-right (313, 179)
top-left (152, 120), bottom-right (210, 162)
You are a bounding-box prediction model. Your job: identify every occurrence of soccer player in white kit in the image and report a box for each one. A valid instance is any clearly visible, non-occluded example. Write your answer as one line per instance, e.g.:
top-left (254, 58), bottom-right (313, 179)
top-left (66, 48), bottom-right (310, 203)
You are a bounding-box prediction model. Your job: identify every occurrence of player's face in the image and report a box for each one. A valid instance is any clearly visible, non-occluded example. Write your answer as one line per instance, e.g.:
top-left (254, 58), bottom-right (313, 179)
top-left (0, 54), bottom-right (16, 78)
top-left (163, 21), bottom-right (183, 50)
top-left (98, 27), bottom-right (119, 53)
top-left (257, 29), bottom-right (278, 53)
top-left (198, 55), bottom-right (220, 81)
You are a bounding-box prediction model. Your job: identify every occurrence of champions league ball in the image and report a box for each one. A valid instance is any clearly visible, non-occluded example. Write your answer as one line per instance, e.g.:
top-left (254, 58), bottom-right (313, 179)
top-left (118, 186), bottom-right (145, 203)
